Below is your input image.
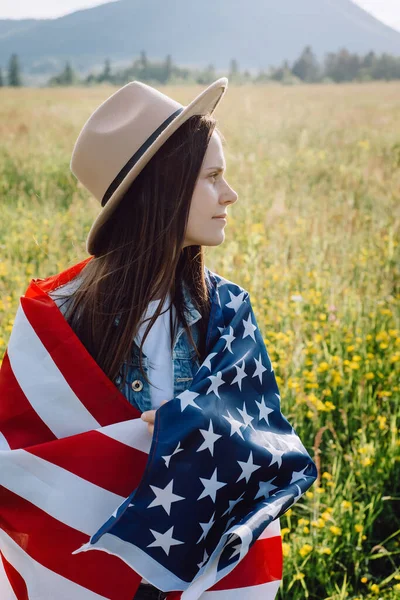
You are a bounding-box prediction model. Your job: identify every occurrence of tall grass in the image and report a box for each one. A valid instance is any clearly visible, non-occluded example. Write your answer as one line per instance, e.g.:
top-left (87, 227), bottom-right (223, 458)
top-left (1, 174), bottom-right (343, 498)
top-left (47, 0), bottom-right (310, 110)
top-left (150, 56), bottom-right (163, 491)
top-left (0, 82), bottom-right (399, 599)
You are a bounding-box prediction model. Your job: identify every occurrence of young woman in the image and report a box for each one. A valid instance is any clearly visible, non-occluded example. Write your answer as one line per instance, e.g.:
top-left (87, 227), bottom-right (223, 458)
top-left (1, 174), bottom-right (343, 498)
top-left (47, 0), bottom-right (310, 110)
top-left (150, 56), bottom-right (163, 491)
top-left (49, 77), bottom-right (237, 600)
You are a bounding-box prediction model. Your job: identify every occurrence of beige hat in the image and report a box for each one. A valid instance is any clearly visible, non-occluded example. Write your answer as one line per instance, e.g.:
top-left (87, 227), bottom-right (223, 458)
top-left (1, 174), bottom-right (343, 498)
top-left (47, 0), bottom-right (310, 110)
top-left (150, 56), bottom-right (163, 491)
top-left (70, 77), bottom-right (229, 255)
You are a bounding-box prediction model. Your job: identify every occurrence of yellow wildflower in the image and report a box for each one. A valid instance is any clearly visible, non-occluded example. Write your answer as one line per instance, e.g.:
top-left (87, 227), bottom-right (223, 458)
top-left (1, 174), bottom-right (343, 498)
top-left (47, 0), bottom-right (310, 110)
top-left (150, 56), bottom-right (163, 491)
top-left (299, 544), bottom-right (313, 557)
top-left (329, 526), bottom-right (342, 535)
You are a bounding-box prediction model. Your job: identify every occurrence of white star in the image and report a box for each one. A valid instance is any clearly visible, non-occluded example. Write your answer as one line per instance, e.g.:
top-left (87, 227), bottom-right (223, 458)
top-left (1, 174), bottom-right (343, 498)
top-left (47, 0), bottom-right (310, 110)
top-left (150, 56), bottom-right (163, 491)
top-left (284, 431), bottom-right (308, 455)
top-left (178, 389), bottom-right (201, 412)
top-left (231, 359), bottom-right (247, 391)
top-left (197, 420), bottom-right (222, 456)
top-left (206, 371), bottom-right (225, 399)
top-left (224, 516), bottom-right (236, 532)
top-left (202, 352), bottom-right (218, 372)
top-left (267, 446), bottom-right (286, 469)
top-left (147, 525), bottom-right (184, 555)
top-left (196, 511), bottom-right (216, 543)
top-left (198, 467), bottom-right (227, 502)
top-left (254, 478), bottom-right (279, 500)
top-left (290, 465), bottom-right (311, 485)
top-left (226, 290), bottom-right (247, 313)
top-left (162, 441), bottom-right (184, 468)
top-left (242, 312), bottom-right (257, 342)
top-left (147, 479), bottom-right (185, 516)
top-left (222, 410), bottom-right (245, 440)
top-left (221, 491), bottom-right (245, 517)
top-left (221, 326), bottom-right (235, 353)
top-left (236, 450), bottom-right (262, 484)
top-left (252, 352), bottom-right (267, 384)
top-left (255, 395), bottom-right (274, 426)
top-left (236, 401), bottom-right (255, 430)
top-left (229, 543), bottom-right (241, 560)
top-left (197, 548), bottom-right (209, 569)
top-left (261, 494), bottom-right (289, 520)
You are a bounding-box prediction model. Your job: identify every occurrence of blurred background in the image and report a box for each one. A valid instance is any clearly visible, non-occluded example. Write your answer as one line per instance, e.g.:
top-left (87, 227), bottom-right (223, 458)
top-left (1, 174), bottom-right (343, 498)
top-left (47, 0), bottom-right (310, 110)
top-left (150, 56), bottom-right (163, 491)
top-left (0, 2), bottom-right (399, 600)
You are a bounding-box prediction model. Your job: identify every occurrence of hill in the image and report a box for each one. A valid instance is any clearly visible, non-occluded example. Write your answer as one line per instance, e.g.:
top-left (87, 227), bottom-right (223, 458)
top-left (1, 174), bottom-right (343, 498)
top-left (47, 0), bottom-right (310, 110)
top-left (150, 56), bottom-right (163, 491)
top-left (0, 0), bottom-right (399, 76)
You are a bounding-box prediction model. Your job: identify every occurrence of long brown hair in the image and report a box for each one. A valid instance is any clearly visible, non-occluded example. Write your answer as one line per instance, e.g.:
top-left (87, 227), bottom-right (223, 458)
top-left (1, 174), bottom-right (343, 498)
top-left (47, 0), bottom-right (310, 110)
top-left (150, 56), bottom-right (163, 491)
top-left (59, 113), bottom-right (222, 389)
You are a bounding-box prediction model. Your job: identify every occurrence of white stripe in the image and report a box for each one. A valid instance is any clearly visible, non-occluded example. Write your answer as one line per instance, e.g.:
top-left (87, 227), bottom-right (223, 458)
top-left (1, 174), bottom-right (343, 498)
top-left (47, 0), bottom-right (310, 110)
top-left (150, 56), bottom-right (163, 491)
top-left (260, 517), bottom-right (281, 539)
top-left (0, 449), bottom-right (124, 535)
top-left (7, 304), bottom-right (101, 438)
top-left (0, 552), bottom-right (18, 600)
top-left (0, 432), bottom-right (10, 451)
top-left (199, 580), bottom-right (282, 600)
top-left (99, 419), bottom-right (152, 454)
top-left (0, 529), bottom-right (108, 600)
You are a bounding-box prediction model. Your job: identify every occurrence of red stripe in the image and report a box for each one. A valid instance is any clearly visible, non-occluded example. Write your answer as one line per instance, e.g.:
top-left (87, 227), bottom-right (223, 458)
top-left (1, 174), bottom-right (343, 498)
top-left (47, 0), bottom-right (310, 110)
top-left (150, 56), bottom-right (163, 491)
top-left (30, 256), bottom-right (93, 294)
top-left (0, 487), bottom-right (142, 600)
top-left (27, 430), bottom-right (148, 497)
top-left (20, 292), bottom-right (141, 427)
top-left (0, 351), bottom-right (56, 450)
top-left (0, 552), bottom-right (28, 600)
top-left (208, 535), bottom-right (283, 591)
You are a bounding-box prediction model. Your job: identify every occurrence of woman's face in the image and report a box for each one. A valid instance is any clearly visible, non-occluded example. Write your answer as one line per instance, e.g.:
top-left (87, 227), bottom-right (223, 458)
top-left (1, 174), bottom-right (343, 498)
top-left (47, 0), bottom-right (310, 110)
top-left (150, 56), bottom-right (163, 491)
top-left (183, 131), bottom-right (238, 248)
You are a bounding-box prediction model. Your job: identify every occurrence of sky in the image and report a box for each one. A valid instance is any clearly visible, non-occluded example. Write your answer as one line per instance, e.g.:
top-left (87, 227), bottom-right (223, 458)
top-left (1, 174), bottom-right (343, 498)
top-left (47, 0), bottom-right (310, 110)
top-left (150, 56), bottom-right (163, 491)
top-left (0, 0), bottom-right (400, 33)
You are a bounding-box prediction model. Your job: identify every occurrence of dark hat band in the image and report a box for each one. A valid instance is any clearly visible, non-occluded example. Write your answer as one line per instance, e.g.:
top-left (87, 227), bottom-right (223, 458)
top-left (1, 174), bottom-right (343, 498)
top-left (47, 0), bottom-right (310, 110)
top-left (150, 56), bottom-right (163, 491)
top-left (101, 107), bottom-right (184, 207)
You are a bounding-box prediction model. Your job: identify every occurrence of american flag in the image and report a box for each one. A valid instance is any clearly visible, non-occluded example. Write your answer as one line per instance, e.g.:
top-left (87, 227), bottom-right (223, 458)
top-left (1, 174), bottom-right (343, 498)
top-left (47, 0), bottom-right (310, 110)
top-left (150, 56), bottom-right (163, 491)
top-left (0, 257), bottom-right (318, 600)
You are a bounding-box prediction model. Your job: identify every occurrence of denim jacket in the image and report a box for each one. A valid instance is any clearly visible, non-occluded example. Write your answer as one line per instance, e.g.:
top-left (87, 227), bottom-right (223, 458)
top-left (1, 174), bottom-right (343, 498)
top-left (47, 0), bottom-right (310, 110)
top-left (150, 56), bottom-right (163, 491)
top-left (49, 267), bottom-right (217, 414)
top-left (116, 278), bottom-right (207, 413)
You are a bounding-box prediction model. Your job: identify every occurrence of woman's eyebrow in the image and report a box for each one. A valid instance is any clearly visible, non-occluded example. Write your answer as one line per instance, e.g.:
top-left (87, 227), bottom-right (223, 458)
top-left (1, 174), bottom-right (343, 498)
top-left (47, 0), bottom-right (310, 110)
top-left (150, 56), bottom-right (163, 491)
top-left (205, 166), bottom-right (226, 172)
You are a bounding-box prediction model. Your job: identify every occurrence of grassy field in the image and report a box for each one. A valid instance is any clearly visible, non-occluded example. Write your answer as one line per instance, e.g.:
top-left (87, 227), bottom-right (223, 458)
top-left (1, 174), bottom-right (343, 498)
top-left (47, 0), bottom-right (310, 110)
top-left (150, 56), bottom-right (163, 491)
top-left (0, 82), bottom-right (399, 599)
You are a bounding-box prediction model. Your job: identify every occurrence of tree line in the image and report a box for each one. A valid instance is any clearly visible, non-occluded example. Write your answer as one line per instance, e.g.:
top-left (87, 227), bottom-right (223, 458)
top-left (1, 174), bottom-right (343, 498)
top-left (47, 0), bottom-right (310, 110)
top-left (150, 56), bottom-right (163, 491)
top-left (2, 46), bottom-right (400, 87)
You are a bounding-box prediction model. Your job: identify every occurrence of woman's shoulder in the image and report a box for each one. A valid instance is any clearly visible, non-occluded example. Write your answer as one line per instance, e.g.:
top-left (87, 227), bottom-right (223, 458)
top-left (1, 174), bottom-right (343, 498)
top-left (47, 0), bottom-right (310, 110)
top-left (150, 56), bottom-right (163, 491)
top-left (204, 266), bottom-right (249, 299)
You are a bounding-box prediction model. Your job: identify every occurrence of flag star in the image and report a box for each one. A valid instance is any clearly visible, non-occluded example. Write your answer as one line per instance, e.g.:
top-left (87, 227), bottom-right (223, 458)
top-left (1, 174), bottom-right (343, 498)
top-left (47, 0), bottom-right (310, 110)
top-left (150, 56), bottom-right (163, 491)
top-left (206, 371), bottom-right (225, 399)
top-left (222, 491), bottom-right (245, 517)
top-left (147, 525), bottom-right (184, 556)
top-left (254, 478), bottom-right (279, 500)
top-left (198, 467), bottom-right (227, 502)
top-left (197, 420), bottom-right (222, 457)
top-left (266, 446), bottom-right (286, 469)
top-left (202, 352), bottom-right (218, 372)
top-left (236, 401), bottom-right (255, 430)
top-left (242, 312), bottom-right (257, 342)
top-left (255, 395), bottom-right (274, 426)
top-left (229, 543), bottom-right (241, 560)
top-left (178, 389), bottom-right (201, 412)
top-left (224, 516), bottom-right (236, 531)
top-left (226, 290), bottom-right (247, 313)
top-left (236, 450), bottom-right (262, 484)
top-left (261, 494), bottom-right (288, 520)
top-left (231, 359), bottom-right (247, 391)
top-left (147, 479), bottom-right (185, 516)
top-left (292, 484), bottom-right (303, 504)
top-left (290, 465), bottom-right (311, 485)
top-left (222, 410), bottom-right (245, 440)
top-left (221, 326), bottom-right (235, 353)
top-left (284, 431), bottom-right (308, 455)
top-left (197, 548), bottom-right (209, 569)
top-left (196, 511), bottom-right (216, 543)
top-left (162, 441), bottom-right (184, 468)
top-left (252, 352), bottom-right (267, 384)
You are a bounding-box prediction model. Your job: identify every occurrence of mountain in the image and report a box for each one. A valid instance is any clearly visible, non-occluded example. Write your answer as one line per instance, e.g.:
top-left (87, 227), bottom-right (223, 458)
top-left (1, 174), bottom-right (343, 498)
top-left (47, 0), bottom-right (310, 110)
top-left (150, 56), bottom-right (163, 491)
top-left (0, 0), bottom-right (399, 77)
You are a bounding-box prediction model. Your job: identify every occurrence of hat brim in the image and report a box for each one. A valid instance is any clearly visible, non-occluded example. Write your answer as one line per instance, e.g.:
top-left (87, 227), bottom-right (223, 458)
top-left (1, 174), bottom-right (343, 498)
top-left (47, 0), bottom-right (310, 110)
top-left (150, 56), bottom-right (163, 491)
top-left (85, 77), bottom-right (228, 255)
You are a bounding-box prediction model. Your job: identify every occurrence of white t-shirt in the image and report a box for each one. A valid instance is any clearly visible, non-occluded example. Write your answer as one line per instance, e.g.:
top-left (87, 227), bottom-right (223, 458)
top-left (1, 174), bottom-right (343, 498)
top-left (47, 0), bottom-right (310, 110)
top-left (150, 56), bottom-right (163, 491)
top-left (135, 293), bottom-right (175, 410)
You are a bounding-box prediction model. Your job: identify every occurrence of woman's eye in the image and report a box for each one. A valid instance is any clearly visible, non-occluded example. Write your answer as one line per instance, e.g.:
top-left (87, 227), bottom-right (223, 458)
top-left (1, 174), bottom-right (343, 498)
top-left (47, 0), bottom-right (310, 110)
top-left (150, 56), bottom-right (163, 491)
top-left (210, 173), bottom-right (218, 182)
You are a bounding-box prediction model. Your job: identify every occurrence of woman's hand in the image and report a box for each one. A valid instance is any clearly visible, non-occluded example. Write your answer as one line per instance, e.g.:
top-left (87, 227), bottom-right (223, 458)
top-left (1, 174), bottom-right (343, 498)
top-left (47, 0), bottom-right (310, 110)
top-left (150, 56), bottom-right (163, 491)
top-left (140, 400), bottom-right (168, 436)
